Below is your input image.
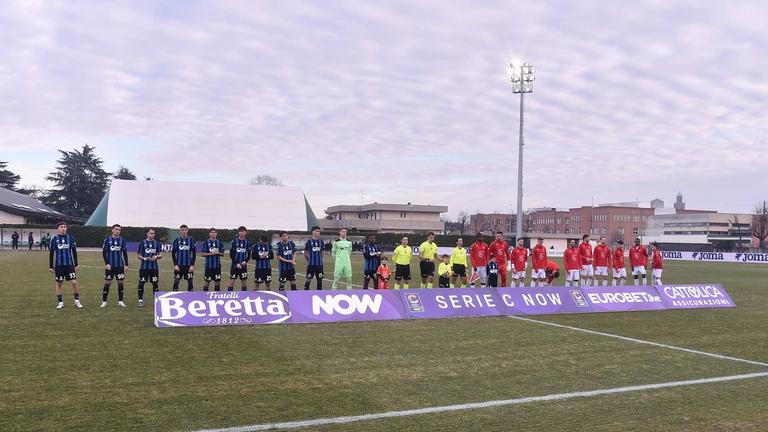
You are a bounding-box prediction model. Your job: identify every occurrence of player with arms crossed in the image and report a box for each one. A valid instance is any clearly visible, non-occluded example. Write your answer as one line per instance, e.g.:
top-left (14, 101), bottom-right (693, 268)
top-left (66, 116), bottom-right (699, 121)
top-left (137, 228), bottom-right (162, 305)
top-left (172, 224), bottom-right (196, 291)
top-left (530, 237), bottom-right (547, 287)
top-left (563, 239), bottom-right (581, 287)
top-left (201, 228), bottom-right (225, 292)
top-left (629, 237), bottom-right (648, 285)
top-left (303, 226), bottom-right (325, 290)
top-left (418, 232), bottom-right (439, 288)
top-left (362, 234), bottom-right (381, 289)
top-left (252, 235), bottom-right (274, 291)
top-left (470, 234), bottom-right (490, 287)
top-left (276, 232), bottom-right (297, 291)
top-left (593, 236), bottom-right (611, 286)
top-left (579, 234), bottom-right (594, 286)
top-left (510, 238), bottom-right (528, 287)
top-left (228, 226), bottom-right (252, 291)
top-left (392, 236), bottom-right (412, 289)
top-left (650, 242), bottom-right (663, 285)
top-left (49, 222), bottom-right (83, 309)
top-left (489, 232), bottom-right (510, 288)
top-left (101, 224), bottom-right (129, 308)
top-left (612, 240), bottom-right (627, 286)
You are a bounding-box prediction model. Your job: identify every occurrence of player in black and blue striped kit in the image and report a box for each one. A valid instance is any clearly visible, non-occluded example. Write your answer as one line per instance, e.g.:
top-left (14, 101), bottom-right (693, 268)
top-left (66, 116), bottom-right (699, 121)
top-left (137, 228), bottom-right (163, 306)
top-left (48, 222), bottom-right (83, 309)
top-left (252, 235), bottom-right (274, 291)
top-left (228, 226), bottom-right (252, 291)
top-left (201, 228), bottom-right (225, 292)
top-left (172, 224), bottom-right (196, 291)
top-left (101, 224), bottom-right (129, 308)
top-left (362, 235), bottom-right (382, 289)
top-left (276, 231), bottom-right (297, 291)
top-left (303, 226), bottom-right (324, 290)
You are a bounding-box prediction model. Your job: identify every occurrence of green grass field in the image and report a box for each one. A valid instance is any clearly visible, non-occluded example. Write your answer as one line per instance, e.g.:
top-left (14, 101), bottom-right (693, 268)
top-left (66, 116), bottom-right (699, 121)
top-left (1, 250), bottom-right (767, 431)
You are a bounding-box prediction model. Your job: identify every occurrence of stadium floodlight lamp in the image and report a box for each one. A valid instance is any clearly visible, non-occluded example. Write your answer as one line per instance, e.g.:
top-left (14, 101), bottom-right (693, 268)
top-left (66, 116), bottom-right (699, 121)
top-left (507, 59), bottom-right (535, 243)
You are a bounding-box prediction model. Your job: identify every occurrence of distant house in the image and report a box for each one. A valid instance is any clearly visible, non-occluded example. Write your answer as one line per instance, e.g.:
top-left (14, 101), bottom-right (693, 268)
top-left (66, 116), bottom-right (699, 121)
top-left (319, 203), bottom-right (448, 233)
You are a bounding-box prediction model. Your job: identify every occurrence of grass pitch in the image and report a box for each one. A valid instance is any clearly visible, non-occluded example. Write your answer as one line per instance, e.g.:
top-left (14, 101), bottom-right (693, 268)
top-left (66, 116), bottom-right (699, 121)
top-left (1, 251), bottom-right (767, 431)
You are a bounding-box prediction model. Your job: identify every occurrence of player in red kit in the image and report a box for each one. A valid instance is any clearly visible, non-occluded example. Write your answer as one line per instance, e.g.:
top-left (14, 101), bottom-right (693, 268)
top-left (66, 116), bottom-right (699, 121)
top-left (650, 242), bottom-right (663, 285)
top-left (545, 260), bottom-right (560, 286)
top-left (612, 240), bottom-right (627, 286)
top-left (510, 238), bottom-right (528, 287)
top-left (488, 232), bottom-right (510, 288)
top-left (593, 236), bottom-right (611, 286)
top-left (470, 235), bottom-right (490, 287)
top-left (578, 234), bottom-right (594, 286)
top-left (563, 239), bottom-right (581, 286)
top-left (629, 237), bottom-right (649, 285)
top-left (530, 237), bottom-right (547, 287)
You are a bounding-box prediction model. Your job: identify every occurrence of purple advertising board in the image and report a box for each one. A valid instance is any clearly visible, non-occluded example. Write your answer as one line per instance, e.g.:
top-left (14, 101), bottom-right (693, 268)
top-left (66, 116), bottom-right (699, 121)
top-left (286, 290), bottom-right (408, 323)
top-left (495, 285), bottom-right (667, 316)
top-left (399, 288), bottom-right (503, 319)
top-left (154, 290), bottom-right (292, 327)
top-left (654, 284), bottom-right (735, 309)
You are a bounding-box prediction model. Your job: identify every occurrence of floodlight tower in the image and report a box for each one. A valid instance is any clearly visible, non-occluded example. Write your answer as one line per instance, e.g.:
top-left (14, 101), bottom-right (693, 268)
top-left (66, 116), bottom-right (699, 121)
top-left (508, 61), bottom-right (535, 243)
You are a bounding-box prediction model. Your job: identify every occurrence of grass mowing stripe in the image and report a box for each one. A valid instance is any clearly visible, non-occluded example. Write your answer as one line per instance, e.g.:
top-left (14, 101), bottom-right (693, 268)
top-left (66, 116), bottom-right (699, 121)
top-left (193, 371), bottom-right (768, 432)
top-left (509, 315), bottom-right (768, 367)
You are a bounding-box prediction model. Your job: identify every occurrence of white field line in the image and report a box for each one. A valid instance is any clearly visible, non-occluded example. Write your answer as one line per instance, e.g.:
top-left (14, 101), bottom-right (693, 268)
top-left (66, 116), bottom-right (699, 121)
top-left (193, 371), bottom-right (768, 432)
top-left (508, 315), bottom-right (768, 368)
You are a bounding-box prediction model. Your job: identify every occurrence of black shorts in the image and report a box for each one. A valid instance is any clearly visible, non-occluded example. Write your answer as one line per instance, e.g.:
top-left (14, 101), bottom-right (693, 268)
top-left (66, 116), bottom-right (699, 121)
top-left (54, 265), bottom-right (77, 282)
top-left (438, 275), bottom-right (450, 288)
top-left (452, 264), bottom-right (467, 277)
top-left (420, 261), bottom-right (435, 278)
top-left (279, 268), bottom-right (296, 282)
top-left (395, 264), bottom-right (411, 280)
top-left (306, 265), bottom-right (324, 278)
top-left (139, 269), bottom-right (160, 283)
top-left (204, 267), bottom-right (222, 282)
top-left (364, 269), bottom-right (377, 279)
top-left (254, 268), bottom-right (272, 283)
top-left (104, 266), bottom-right (126, 281)
top-left (174, 265), bottom-right (194, 280)
top-left (229, 264), bottom-right (248, 280)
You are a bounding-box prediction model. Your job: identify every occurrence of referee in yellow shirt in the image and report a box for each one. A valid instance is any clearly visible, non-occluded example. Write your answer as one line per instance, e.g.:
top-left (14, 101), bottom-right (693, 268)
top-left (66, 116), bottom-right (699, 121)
top-left (392, 236), bottom-right (413, 289)
top-left (418, 232), bottom-right (439, 288)
top-left (449, 237), bottom-right (469, 288)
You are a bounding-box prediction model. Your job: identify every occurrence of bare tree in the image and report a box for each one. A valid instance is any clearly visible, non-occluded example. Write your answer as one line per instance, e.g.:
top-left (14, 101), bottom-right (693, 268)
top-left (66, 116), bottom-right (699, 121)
top-left (17, 184), bottom-right (47, 200)
top-left (753, 201), bottom-right (768, 252)
top-left (729, 214), bottom-right (743, 251)
top-left (249, 175), bottom-right (284, 187)
top-left (456, 211), bottom-right (469, 236)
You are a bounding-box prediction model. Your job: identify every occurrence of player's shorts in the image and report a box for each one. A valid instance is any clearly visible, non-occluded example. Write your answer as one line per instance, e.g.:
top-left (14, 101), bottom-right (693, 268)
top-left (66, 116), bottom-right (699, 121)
top-left (279, 268), bottom-right (296, 282)
top-left (104, 266), bottom-right (126, 281)
top-left (139, 269), bottom-right (160, 283)
top-left (306, 265), bottom-right (324, 279)
top-left (229, 264), bottom-right (248, 280)
top-left (203, 267), bottom-right (221, 281)
top-left (364, 269), bottom-right (377, 279)
top-left (54, 265), bottom-right (77, 282)
top-left (613, 268), bottom-right (627, 278)
top-left (420, 261), bottom-right (435, 278)
top-left (566, 269), bottom-right (580, 281)
top-left (580, 264), bottom-right (594, 277)
top-left (531, 268), bottom-right (545, 279)
top-left (511, 270), bottom-right (525, 280)
top-left (174, 265), bottom-right (194, 280)
top-left (632, 266), bottom-right (647, 276)
top-left (474, 266), bottom-right (487, 279)
top-left (652, 268), bottom-right (663, 279)
top-left (438, 275), bottom-right (450, 288)
top-left (594, 266), bottom-right (608, 276)
top-left (452, 264), bottom-right (467, 277)
top-left (254, 267), bottom-right (272, 283)
top-left (395, 264), bottom-right (411, 280)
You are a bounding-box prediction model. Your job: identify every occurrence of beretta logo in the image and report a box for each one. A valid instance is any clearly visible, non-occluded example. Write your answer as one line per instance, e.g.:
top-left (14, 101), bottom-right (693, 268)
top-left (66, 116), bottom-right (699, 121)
top-left (155, 291), bottom-right (291, 326)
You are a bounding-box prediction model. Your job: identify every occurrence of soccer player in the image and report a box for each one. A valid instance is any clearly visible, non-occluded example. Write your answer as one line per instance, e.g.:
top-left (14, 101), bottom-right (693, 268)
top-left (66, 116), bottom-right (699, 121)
top-left (252, 235), bottom-right (274, 291)
top-left (530, 237), bottom-right (547, 287)
top-left (612, 240), bottom-right (627, 286)
top-left (470, 234), bottom-right (490, 287)
top-left (172, 224), bottom-right (196, 291)
top-left (545, 260), bottom-right (561, 286)
top-left (418, 232), bottom-right (439, 288)
top-left (137, 228), bottom-right (162, 306)
top-left (303, 226), bottom-right (325, 290)
top-left (650, 242), bottom-right (663, 285)
top-left (48, 222), bottom-right (83, 309)
top-left (11, 231), bottom-right (19, 250)
top-left (563, 240), bottom-right (581, 287)
top-left (593, 236), bottom-right (611, 286)
top-left (228, 226), bottom-right (252, 291)
top-left (578, 234), bottom-right (594, 286)
top-left (332, 228), bottom-right (353, 289)
top-left (489, 232), bottom-right (510, 288)
top-left (449, 238), bottom-right (469, 288)
top-left (362, 235), bottom-right (382, 289)
top-left (276, 231), bottom-right (297, 291)
top-left (629, 237), bottom-right (649, 286)
top-left (201, 228), bottom-right (225, 292)
top-left (437, 254), bottom-right (451, 288)
top-left (101, 224), bottom-right (129, 308)
top-left (510, 238), bottom-right (528, 287)
top-left (392, 236), bottom-right (412, 289)
top-left (486, 255), bottom-right (499, 287)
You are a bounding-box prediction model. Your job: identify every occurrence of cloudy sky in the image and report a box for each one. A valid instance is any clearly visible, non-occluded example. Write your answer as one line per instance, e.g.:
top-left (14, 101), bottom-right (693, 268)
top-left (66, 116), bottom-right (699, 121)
top-left (1, 0), bottom-right (766, 217)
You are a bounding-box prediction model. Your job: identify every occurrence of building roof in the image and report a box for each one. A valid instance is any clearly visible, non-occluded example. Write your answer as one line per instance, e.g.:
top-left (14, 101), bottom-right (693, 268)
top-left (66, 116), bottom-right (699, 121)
top-left (326, 203), bottom-right (448, 213)
top-left (0, 187), bottom-right (79, 222)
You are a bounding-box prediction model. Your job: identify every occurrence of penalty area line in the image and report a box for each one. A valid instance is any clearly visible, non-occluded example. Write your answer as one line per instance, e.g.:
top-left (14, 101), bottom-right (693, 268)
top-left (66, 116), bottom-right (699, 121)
top-left (193, 371), bottom-right (768, 432)
top-left (508, 315), bottom-right (768, 368)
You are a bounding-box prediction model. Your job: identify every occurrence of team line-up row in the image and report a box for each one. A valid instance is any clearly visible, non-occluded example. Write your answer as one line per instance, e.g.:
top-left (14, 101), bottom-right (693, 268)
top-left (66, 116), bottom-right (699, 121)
top-left (46, 223), bottom-right (665, 309)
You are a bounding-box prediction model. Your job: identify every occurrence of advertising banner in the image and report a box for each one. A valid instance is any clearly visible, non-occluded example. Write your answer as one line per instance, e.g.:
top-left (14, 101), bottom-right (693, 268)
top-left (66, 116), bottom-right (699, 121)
top-left (154, 290), bottom-right (292, 327)
top-left (286, 290), bottom-right (408, 323)
top-left (399, 288), bottom-right (503, 319)
top-left (654, 284), bottom-right (735, 309)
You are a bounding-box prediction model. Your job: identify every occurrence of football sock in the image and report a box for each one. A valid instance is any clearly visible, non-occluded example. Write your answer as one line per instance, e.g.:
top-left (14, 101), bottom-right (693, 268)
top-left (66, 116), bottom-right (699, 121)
top-left (290, 283), bottom-right (297, 290)
top-left (117, 284), bottom-right (124, 301)
top-left (214, 283), bottom-right (220, 291)
top-left (138, 282), bottom-right (145, 299)
top-left (187, 280), bottom-right (193, 291)
top-left (317, 278), bottom-right (323, 290)
top-left (57, 294), bottom-right (63, 302)
top-left (73, 292), bottom-right (79, 300)
top-left (102, 284), bottom-right (110, 301)
top-left (172, 280), bottom-right (180, 291)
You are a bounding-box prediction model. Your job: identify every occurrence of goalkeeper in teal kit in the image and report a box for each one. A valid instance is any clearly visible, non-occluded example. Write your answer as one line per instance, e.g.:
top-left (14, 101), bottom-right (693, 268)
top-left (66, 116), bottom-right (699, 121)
top-left (332, 228), bottom-right (353, 289)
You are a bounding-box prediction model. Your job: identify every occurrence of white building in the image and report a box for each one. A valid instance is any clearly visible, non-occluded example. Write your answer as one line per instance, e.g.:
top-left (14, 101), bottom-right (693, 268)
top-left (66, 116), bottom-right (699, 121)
top-left (319, 203), bottom-right (448, 233)
top-left (645, 212), bottom-right (753, 249)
